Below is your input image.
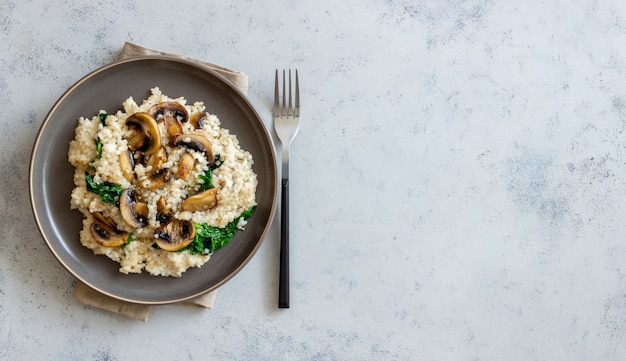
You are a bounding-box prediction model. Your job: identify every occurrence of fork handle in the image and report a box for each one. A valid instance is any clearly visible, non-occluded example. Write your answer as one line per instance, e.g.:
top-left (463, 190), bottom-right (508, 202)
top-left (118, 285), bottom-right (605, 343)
top-left (278, 178), bottom-right (290, 308)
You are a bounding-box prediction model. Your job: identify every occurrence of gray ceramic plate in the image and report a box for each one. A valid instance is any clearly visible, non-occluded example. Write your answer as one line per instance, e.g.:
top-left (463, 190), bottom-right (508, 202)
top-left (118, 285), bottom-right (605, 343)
top-left (29, 56), bottom-right (277, 304)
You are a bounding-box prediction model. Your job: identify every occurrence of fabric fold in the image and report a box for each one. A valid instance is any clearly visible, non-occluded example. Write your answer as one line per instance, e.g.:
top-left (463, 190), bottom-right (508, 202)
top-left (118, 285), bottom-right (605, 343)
top-left (121, 42), bottom-right (248, 94)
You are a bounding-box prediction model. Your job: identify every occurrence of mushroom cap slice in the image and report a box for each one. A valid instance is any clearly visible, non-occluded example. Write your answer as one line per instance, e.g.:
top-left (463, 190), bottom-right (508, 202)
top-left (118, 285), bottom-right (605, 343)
top-left (173, 133), bottom-right (215, 165)
top-left (189, 111), bottom-right (209, 129)
top-left (148, 102), bottom-right (188, 142)
top-left (142, 146), bottom-right (168, 171)
top-left (156, 196), bottom-right (172, 224)
top-left (126, 112), bottom-right (161, 155)
top-left (141, 168), bottom-right (171, 190)
top-left (89, 212), bottom-right (129, 247)
top-left (119, 149), bottom-right (136, 182)
top-left (176, 152), bottom-right (195, 180)
top-left (163, 116), bottom-right (183, 142)
top-left (182, 188), bottom-right (218, 212)
top-left (154, 219), bottom-right (195, 252)
top-left (119, 188), bottom-right (149, 228)
top-left (148, 102), bottom-right (189, 123)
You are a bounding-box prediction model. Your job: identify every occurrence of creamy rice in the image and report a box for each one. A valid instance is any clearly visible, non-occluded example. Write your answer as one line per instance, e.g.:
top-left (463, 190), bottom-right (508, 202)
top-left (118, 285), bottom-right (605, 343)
top-left (68, 87), bottom-right (257, 277)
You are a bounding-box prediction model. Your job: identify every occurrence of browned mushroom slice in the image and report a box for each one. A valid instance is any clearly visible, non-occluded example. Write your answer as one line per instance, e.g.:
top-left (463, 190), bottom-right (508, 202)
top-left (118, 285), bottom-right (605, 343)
top-left (173, 134), bottom-right (215, 165)
top-left (189, 111), bottom-right (209, 129)
top-left (148, 102), bottom-right (189, 142)
top-left (142, 146), bottom-right (168, 171)
top-left (176, 152), bottom-right (195, 180)
top-left (119, 149), bottom-right (135, 182)
top-left (181, 188), bottom-right (218, 212)
top-left (141, 168), bottom-right (171, 190)
top-left (154, 219), bottom-right (195, 251)
top-left (89, 212), bottom-right (129, 247)
top-left (119, 188), bottom-right (149, 228)
top-left (156, 196), bottom-right (172, 224)
top-left (125, 112), bottom-right (161, 155)
top-left (148, 101), bottom-right (189, 123)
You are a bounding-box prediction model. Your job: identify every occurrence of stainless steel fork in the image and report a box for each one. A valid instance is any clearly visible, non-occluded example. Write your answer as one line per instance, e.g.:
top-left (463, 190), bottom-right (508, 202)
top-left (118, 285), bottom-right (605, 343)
top-left (273, 69), bottom-right (300, 308)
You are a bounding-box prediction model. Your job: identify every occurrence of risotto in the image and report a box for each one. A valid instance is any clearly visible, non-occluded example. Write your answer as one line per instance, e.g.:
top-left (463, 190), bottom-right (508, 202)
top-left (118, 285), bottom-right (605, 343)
top-left (68, 87), bottom-right (257, 277)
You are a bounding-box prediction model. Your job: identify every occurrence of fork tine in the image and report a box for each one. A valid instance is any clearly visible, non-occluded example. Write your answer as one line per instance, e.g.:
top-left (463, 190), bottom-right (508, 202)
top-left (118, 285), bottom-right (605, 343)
top-left (294, 70), bottom-right (300, 118)
top-left (274, 69), bottom-right (279, 115)
top-left (282, 70), bottom-right (287, 117)
top-left (274, 69), bottom-right (300, 118)
top-left (288, 70), bottom-right (293, 117)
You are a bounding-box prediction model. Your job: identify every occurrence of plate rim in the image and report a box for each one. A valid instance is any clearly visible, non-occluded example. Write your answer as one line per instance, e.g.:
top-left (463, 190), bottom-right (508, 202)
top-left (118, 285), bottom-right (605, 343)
top-left (29, 55), bottom-right (277, 304)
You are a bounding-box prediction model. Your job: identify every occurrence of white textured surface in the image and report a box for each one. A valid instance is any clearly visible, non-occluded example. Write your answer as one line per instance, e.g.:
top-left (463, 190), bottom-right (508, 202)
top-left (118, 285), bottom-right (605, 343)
top-left (3, 0), bottom-right (626, 359)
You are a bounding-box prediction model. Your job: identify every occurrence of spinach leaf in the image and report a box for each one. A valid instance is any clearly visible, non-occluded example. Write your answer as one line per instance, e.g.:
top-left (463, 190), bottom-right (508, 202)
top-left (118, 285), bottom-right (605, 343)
top-left (211, 154), bottom-right (224, 170)
top-left (93, 113), bottom-right (108, 160)
top-left (184, 205), bottom-right (256, 255)
top-left (123, 233), bottom-right (134, 257)
top-left (197, 171), bottom-right (213, 192)
top-left (94, 137), bottom-right (103, 159)
top-left (85, 173), bottom-right (123, 205)
top-left (197, 154), bottom-right (224, 192)
top-left (124, 233), bottom-right (134, 247)
top-left (98, 113), bottom-right (109, 125)
top-left (240, 205), bottom-right (256, 219)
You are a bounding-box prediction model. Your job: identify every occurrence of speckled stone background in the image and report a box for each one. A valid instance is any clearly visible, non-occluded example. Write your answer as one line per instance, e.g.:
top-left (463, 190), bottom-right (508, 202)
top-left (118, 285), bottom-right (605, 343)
top-left (3, 0), bottom-right (626, 359)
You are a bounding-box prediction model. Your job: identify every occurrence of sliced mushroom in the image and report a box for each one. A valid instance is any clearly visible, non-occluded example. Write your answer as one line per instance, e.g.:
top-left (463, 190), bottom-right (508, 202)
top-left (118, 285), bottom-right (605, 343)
top-left (119, 149), bottom-right (135, 182)
top-left (148, 102), bottom-right (189, 123)
top-left (119, 188), bottom-right (149, 228)
top-left (141, 168), bottom-right (171, 190)
top-left (142, 146), bottom-right (168, 171)
top-left (156, 196), bottom-right (172, 224)
top-left (181, 188), bottom-right (218, 212)
top-left (89, 212), bottom-right (129, 247)
top-left (148, 102), bottom-right (189, 142)
top-left (189, 111), bottom-right (209, 129)
top-left (126, 112), bottom-right (161, 155)
top-left (154, 219), bottom-right (195, 251)
top-left (173, 134), bottom-right (215, 165)
top-left (176, 152), bottom-right (195, 180)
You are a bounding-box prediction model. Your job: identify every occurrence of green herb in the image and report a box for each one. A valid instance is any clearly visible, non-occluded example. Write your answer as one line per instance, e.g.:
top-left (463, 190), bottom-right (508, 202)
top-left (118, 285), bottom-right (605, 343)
top-left (197, 154), bottom-right (224, 191)
top-left (123, 233), bottom-right (134, 256)
top-left (124, 233), bottom-right (134, 247)
top-left (211, 154), bottom-right (224, 169)
top-left (98, 113), bottom-right (109, 125)
top-left (184, 205), bottom-right (256, 255)
top-left (197, 171), bottom-right (213, 192)
top-left (94, 137), bottom-right (103, 159)
top-left (93, 113), bottom-right (108, 160)
top-left (85, 173), bottom-right (123, 205)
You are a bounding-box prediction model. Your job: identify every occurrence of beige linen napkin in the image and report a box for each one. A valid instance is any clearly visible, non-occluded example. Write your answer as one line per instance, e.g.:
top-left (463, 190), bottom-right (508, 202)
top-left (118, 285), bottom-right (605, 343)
top-left (121, 42), bottom-right (248, 94)
top-left (72, 42), bottom-right (249, 321)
